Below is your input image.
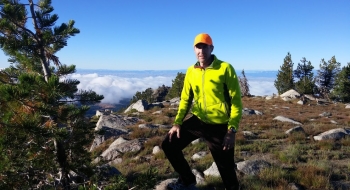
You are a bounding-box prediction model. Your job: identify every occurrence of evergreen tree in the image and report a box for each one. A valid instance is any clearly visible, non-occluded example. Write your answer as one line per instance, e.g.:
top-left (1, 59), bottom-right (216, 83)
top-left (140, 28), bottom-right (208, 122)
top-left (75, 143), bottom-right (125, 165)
top-left (331, 62), bottom-right (350, 102)
top-left (274, 52), bottom-right (295, 94)
top-left (143, 87), bottom-right (155, 103)
top-left (293, 57), bottom-right (315, 94)
top-left (152, 84), bottom-right (170, 102)
top-left (166, 72), bottom-right (185, 99)
top-left (131, 91), bottom-right (143, 103)
top-left (239, 69), bottom-right (250, 96)
top-left (0, 1), bottom-right (103, 189)
top-left (315, 56), bottom-right (341, 99)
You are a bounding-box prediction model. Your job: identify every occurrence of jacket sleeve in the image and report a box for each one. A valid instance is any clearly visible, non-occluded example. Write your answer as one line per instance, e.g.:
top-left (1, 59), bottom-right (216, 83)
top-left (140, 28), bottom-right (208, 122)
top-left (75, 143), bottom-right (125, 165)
top-left (225, 64), bottom-right (243, 130)
top-left (173, 68), bottom-right (194, 125)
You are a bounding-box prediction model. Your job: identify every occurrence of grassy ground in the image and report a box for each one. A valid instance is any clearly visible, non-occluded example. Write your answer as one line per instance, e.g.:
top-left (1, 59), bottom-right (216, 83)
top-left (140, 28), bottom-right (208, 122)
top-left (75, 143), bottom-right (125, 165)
top-left (91, 96), bottom-right (350, 190)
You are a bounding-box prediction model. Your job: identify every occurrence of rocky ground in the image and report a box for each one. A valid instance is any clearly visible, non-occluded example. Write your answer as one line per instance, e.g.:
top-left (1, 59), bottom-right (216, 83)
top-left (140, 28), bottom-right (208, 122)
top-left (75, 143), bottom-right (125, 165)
top-left (89, 90), bottom-right (350, 190)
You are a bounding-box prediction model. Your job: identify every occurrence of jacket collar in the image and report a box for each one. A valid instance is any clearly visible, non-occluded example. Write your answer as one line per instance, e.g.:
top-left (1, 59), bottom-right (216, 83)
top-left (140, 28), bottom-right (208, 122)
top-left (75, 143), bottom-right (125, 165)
top-left (194, 54), bottom-right (218, 69)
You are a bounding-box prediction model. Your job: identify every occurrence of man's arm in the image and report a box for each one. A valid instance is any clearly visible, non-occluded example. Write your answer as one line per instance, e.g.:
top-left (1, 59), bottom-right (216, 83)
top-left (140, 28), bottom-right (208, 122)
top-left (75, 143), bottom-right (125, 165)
top-left (169, 68), bottom-right (194, 141)
top-left (173, 68), bottom-right (194, 126)
top-left (222, 64), bottom-right (242, 150)
top-left (225, 64), bottom-right (243, 131)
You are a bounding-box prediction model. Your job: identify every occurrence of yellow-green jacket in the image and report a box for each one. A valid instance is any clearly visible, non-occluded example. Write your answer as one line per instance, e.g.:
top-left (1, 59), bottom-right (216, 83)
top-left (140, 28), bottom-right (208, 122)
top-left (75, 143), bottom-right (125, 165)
top-left (174, 55), bottom-right (242, 130)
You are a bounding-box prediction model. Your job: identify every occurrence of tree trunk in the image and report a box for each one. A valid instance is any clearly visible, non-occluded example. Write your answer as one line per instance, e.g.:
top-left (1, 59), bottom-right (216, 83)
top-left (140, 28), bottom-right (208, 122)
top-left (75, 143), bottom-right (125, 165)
top-left (29, 1), bottom-right (69, 188)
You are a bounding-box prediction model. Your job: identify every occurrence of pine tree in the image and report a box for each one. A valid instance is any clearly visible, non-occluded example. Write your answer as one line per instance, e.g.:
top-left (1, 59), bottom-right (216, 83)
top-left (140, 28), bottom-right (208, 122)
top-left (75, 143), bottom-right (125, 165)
top-left (315, 56), bottom-right (341, 99)
top-left (293, 57), bottom-right (315, 94)
top-left (274, 52), bottom-right (295, 94)
top-left (239, 69), bottom-right (250, 96)
top-left (166, 72), bottom-right (185, 99)
top-left (331, 62), bottom-right (350, 102)
top-left (152, 84), bottom-right (170, 102)
top-left (0, 1), bottom-right (103, 189)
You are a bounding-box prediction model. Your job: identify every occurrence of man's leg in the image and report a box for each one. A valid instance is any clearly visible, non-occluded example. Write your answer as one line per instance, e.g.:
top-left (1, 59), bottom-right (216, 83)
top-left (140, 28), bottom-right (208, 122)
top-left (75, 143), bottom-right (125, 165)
top-left (205, 124), bottom-right (239, 190)
top-left (161, 116), bottom-right (201, 185)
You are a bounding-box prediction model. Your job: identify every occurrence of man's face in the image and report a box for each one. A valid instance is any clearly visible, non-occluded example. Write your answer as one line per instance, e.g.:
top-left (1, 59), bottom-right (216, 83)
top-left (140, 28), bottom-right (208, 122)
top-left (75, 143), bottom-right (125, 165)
top-left (194, 43), bottom-right (214, 64)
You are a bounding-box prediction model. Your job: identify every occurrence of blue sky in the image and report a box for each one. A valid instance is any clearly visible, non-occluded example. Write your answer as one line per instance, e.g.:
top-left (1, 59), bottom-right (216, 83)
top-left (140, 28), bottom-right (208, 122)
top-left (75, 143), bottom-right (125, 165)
top-left (0, 0), bottom-right (349, 71)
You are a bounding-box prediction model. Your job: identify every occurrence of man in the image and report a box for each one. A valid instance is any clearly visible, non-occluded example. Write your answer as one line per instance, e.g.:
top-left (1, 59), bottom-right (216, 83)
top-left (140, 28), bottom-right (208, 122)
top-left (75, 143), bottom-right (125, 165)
top-left (162, 33), bottom-right (242, 190)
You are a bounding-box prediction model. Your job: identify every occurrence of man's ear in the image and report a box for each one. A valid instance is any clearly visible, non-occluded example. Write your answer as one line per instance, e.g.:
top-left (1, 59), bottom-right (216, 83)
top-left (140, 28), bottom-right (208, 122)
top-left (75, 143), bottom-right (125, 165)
top-left (211, 45), bottom-right (214, 53)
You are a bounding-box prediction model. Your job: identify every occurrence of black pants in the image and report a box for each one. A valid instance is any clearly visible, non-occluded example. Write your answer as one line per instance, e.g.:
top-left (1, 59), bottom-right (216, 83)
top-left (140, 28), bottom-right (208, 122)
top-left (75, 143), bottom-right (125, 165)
top-left (161, 115), bottom-right (239, 190)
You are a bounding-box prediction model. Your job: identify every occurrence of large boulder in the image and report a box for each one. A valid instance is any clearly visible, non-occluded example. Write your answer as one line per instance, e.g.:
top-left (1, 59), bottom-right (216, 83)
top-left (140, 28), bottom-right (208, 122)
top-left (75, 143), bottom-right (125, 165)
top-left (280, 89), bottom-right (300, 99)
top-left (95, 114), bottom-right (138, 131)
top-left (90, 114), bottom-right (138, 151)
top-left (97, 138), bottom-right (146, 162)
top-left (90, 127), bottom-right (129, 151)
top-left (124, 99), bottom-right (149, 113)
top-left (313, 128), bottom-right (350, 141)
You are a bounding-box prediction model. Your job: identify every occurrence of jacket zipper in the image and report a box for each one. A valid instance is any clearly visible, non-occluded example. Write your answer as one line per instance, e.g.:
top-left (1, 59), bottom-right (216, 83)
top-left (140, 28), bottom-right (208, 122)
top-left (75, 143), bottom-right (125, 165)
top-left (202, 69), bottom-right (207, 122)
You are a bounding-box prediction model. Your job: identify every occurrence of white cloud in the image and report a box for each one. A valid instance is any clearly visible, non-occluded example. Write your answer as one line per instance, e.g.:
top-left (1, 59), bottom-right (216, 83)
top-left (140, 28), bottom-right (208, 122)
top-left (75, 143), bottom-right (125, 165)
top-left (249, 78), bottom-right (277, 96)
top-left (67, 73), bottom-right (277, 104)
top-left (68, 73), bottom-right (173, 104)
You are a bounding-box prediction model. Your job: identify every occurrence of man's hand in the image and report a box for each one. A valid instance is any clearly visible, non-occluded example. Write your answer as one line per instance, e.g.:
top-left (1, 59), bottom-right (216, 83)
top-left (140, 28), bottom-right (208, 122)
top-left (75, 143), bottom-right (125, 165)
top-left (168, 124), bottom-right (181, 142)
top-left (222, 130), bottom-right (236, 150)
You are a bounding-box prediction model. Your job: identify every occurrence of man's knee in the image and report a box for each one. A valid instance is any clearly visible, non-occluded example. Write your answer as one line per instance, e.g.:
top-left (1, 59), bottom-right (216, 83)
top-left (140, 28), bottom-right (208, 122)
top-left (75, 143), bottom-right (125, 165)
top-left (161, 135), bottom-right (170, 152)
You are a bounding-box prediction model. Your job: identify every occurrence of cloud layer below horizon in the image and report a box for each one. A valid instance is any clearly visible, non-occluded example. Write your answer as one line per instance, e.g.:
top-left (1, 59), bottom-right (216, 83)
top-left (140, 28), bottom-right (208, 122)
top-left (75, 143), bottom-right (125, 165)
top-left (68, 73), bottom-right (277, 104)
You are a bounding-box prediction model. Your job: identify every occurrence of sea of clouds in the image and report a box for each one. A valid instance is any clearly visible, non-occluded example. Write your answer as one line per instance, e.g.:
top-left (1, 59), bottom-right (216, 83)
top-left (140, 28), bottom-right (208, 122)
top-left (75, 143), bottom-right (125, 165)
top-left (67, 70), bottom-right (278, 104)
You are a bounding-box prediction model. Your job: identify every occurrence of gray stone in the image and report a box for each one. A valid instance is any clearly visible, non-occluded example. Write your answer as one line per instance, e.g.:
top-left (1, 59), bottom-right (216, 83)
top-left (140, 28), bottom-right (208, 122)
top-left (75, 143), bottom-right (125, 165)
top-left (152, 110), bottom-right (162, 115)
top-left (95, 114), bottom-right (138, 131)
top-left (90, 115), bottom-right (138, 151)
top-left (108, 158), bottom-right (123, 165)
top-left (242, 108), bottom-right (263, 115)
top-left (191, 138), bottom-right (204, 144)
top-left (265, 96), bottom-right (273, 100)
top-left (242, 108), bottom-right (256, 115)
top-left (124, 99), bottom-right (149, 113)
top-left (96, 110), bottom-right (103, 117)
top-left (204, 162), bottom-right (220, 177)
top-left (240, 151), bottom-right (252, 157)
top-left (282, 97), bottom-right (292, 101)
top-left (192, 169), bottom-right (206, 185)
top-left (313, 128), bottom-right (350, 141)
top-left (153, 146), bottom-right (161, 154)
top-left (192, 151), bottom-right (207, 160)
top-left (169, 97), bottom-right (180, 103)
top-left (304, 94), bottom-right (316, 101)
top-left (297, 100), bottom-right (305, 105)
top-left (236, 159), bottom-right (271, 175)
top-left (154, 178), bottom-right (177, 190)
top-left (139, 123), bottom-right (172, 129)
top-left (99, 138), bottom-right (145, 162)
top-left (139, 123), bottom-right (157, 129)
top-left (288, 182), bottom-right (304, 190)
top-left (90, 127), bottom-right (129, 151)
top-left (285, 126), bottom-right (305, 135)
top-left (273, 116), bottom-right (302, 125)
top-left (319, 112), bottom-right (332, 117)
top-left (280, 89), bottom-right (300, 99)
top-left (243, 131), bottom-right (257, 139)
